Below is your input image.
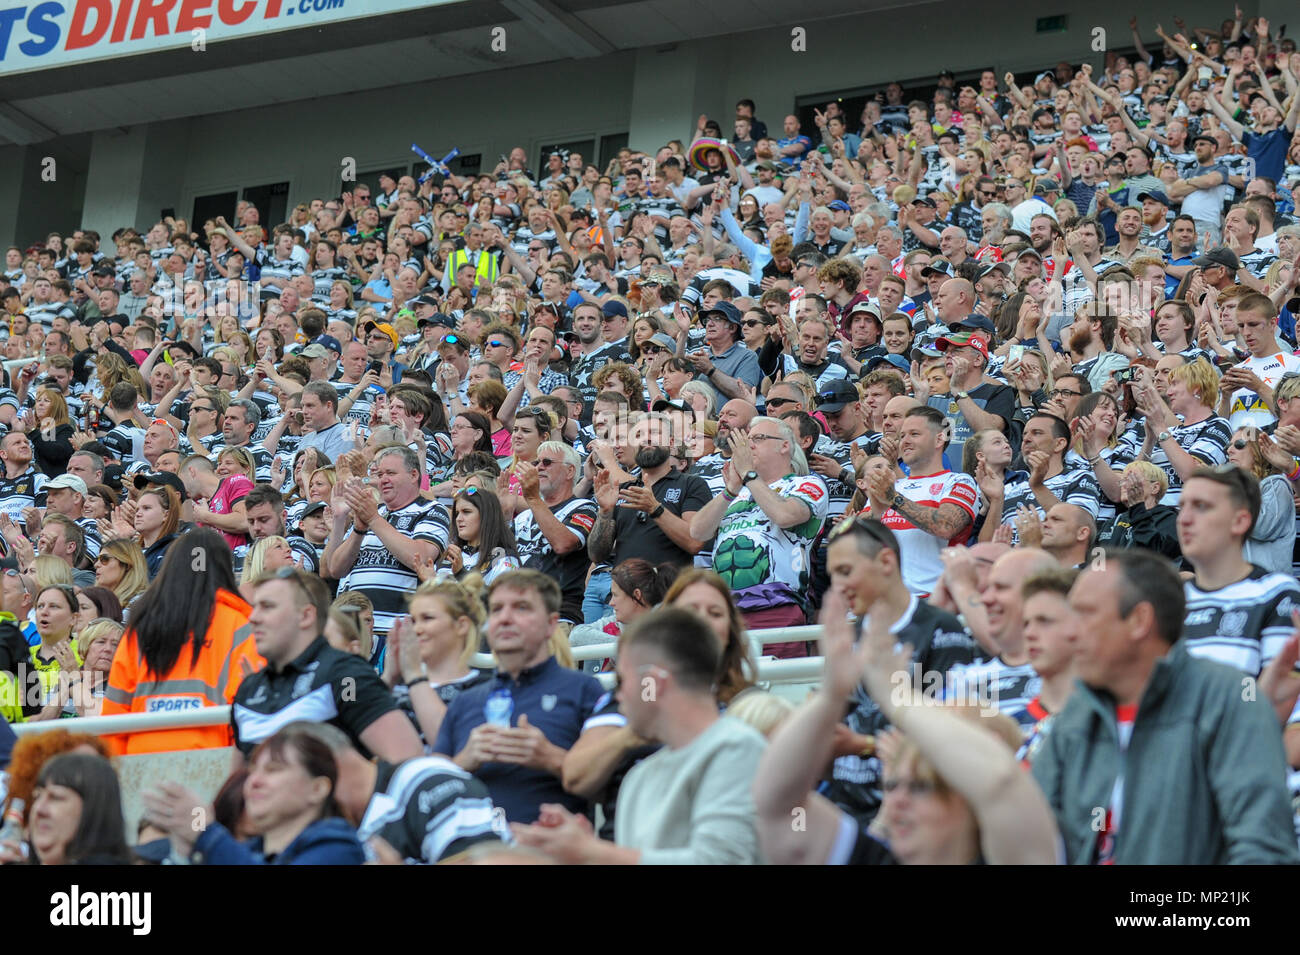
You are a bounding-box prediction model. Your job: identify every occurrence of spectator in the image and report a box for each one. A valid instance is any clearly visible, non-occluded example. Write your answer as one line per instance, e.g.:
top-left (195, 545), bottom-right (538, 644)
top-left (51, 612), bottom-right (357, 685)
top-left (754, 589), bottom-right (1057, 865)
top-left (102, 528), bottom-right (261, 754)
top-left (442, 485), bottom-right (520, 584)
top-left (143, 724), bottom-right (365, 865)
top-left (434, 569), bottom-right (603, 824)
top-left (588, 412), bottom-right (710, 571)
top-left (382, 579), bottom-right (490, 744)
top-left (232, 568), bottom-right (422, 762)
top-left (295, 381), bottom-right (355, 463)
top-left (690, 417), bottom-right (828, 649)
top-left (1035, 549), bottom-right (1298, 863)
top-left (514, 607), bottom-right (766, 864)
top-left (511, 442), bottom-right (597, 625)
top-left (862, 406), bottom-right (978, 595)
top-left (0, 753), bottom-right (132, 865)
top-left (326, 445), bottom-right (449, 662)
top-left (296, 720), bottom-right (511, 864)
top-left (1177, 467), bottom-right (1300, 677)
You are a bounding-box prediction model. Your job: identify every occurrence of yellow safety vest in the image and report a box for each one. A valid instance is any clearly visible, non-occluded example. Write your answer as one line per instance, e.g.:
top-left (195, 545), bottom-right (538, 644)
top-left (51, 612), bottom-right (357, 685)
top-left (447, 247), bottom-right (499, 288)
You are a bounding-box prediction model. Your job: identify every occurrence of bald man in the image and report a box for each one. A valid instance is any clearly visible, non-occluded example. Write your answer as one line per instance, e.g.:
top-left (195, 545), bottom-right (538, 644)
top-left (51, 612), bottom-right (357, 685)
top-left (932, 277), bottom-right (976, 326)
top-left (1037, 503), bottom-right (1096, 568)
top-left (940, 546), bottom-right (1058, 730)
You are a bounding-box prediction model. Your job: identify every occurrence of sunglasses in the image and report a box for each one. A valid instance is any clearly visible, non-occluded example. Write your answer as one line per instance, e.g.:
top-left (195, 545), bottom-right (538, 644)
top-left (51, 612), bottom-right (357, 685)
top-left (1232, 438), bottom-right (1251, 449)
top-left (765, 396), bottom-right (797, 408)
top-left (455, 486), bottom-right (482, 498)
top-left (486, 339), bottom-right (509, 349)
top-left (536, 456), bottom-right (562, 468)
top-left (641, 345), bottom-right (665, 355)
top-left (441, 334), bottom-right (462, 345)
top-left (742, 320), bottom-right (764, 329)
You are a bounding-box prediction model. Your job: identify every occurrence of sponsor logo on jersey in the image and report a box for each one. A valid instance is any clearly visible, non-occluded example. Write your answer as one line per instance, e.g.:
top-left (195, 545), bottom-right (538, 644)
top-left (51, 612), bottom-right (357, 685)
top-left (798, 482), bottom-right (824, 501)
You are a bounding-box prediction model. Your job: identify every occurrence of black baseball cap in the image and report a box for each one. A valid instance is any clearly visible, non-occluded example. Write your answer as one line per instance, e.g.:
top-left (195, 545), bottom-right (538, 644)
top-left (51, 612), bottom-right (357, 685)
top-left (1192, 246), bottom-right (1240, 271)
top-left (815, 380), bottom-right (861, 413)
top-left (133, 470), bottom-right (188, 502)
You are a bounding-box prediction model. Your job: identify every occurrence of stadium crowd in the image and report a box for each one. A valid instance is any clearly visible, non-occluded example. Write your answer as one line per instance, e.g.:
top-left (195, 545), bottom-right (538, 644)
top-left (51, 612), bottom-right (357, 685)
top-left (2, 10), bottom-right (1300, 864)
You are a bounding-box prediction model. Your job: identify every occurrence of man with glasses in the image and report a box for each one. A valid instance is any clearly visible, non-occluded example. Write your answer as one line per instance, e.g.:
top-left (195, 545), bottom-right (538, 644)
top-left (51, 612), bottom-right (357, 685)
top-left (1004, 178), bottom-right (1056, 235)
top-left (688, 301), bottom-right (762, 408)
top-left (690, 416), bottom-right (828, 650)
top-left (512, 442), bottom-right (597, 625)
top-left (0, 568), bottom-right (37, 649)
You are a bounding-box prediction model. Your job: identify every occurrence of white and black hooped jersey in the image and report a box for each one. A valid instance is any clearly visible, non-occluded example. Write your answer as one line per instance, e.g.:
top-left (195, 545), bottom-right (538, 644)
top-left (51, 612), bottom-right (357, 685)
top-left (1183, 568), bottom-right (1300, 676)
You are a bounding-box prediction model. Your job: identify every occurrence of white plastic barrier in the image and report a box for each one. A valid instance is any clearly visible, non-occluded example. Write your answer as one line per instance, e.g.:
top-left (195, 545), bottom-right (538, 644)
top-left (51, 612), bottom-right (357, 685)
top-left (10, 654), bottom-right (826, 738)
top-left (11, 705), bottom-right (232, 737)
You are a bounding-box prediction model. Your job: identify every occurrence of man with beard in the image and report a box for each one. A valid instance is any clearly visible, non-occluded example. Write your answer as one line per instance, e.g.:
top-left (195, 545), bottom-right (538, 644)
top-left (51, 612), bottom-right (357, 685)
top-left (1066, 302), bottom-right (1129, 392)
top-left (588, 412), bottom-right (712, 570)
top-left (568, 301), bottom-right (630, 422)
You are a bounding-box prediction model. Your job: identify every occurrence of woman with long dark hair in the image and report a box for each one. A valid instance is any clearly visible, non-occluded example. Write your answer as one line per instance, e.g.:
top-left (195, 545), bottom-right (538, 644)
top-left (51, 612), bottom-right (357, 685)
top-left (440, 486), bottom-right (519, 584)
top-left (141, 724), bottom-right (364, 865)
top-left (101, 528), bottom-right (263, 755)
top-left (0, 753), bottom-right (132, 865)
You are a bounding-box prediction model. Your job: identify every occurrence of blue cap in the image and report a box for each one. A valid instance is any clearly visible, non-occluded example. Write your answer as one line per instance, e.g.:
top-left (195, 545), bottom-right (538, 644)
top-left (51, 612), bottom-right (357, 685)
top-left (601, 299), bottom-right (629, 319)
top-left (828, 199), bottom-right (852, 212)
top-left (312, 334), bottom-right (343, 354)
top-left (866, 353), bottom-right (910, 373)
top-left (955, 313), bottom-right (997, 336)
top-left (699, 301), bottom-right (743, 325)
top-left (1137, 189), bottom-right (1172, 207)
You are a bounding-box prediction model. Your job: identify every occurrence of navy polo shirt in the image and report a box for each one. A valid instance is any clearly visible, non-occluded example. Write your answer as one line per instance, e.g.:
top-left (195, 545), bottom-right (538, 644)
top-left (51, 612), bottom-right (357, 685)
top-left (434, 656), bottom-right (603, 823)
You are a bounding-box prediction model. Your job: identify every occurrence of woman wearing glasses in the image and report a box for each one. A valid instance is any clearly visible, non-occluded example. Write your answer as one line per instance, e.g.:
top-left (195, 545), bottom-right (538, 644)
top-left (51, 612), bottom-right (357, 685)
top-left (102, 528), bottom-right (261, 755)
top-left (93, 539), bottom-right (149, 613)
top-left (1225, 425), bottom-right (1298, 575)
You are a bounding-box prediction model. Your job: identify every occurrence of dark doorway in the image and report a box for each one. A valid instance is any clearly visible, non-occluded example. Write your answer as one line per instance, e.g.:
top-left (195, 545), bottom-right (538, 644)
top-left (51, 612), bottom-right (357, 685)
top-left (241, 181), bottom-right (290, 228)
top-left (192, 191), bottom-right (238, 235)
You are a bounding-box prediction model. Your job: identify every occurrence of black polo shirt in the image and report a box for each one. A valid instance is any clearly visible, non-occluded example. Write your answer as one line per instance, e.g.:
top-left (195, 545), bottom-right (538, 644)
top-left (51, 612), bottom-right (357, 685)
top-left (433, 656), bottom-right (603, 824)
top-left (231, 635), bottom-right (398, 758)
top-left (610, 467), bottom-right (712, 568)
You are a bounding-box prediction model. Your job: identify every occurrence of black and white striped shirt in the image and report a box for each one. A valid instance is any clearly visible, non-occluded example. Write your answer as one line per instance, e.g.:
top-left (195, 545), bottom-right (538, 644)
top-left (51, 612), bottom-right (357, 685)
top-left (336, 498), bottom-right (451, 650)
top-left (1183, 568), bottom-right (1300, 676)
top-left (357, 757), bottom-right (509, 863)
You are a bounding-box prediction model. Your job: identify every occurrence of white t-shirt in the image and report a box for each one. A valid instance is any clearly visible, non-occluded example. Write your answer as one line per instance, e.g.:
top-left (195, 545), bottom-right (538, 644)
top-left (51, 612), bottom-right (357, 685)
top-left (1228, 351), bottom-right (1300, 429)
top-left (876, 469), bottom-right (979, 595)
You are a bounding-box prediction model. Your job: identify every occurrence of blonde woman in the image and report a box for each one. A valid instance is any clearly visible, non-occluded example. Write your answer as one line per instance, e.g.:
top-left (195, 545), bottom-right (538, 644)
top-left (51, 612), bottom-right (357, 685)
top-left (238, 536), bottom-right (296, 602)
top-left (324, 607), bottom-right (370, 659)
top-left (33, 617), bottom-right (124, 720)
top-left (25, 387), bottom-right (74, 475)
top-left (93, 538), bottom-right (150, 612)
top-left (383, 579), bottom-right (489, 744)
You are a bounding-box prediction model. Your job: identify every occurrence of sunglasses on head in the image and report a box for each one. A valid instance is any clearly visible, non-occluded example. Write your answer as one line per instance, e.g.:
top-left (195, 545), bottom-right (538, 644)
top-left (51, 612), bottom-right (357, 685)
top-left (442, 334), bottom-right (462, 345)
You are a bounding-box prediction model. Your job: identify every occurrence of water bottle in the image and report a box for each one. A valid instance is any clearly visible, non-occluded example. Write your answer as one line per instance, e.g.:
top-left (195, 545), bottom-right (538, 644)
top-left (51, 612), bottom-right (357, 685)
top-left (484, 689), bottom-right (513, 728)
top-left (0, 798), bottom-right (29, 860)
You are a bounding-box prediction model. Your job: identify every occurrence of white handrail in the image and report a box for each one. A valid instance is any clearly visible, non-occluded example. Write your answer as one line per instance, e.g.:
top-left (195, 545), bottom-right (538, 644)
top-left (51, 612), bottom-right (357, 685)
top-left (10, 654), bottom-right (826, 739)
top-left (11, 706), bottom-right (232, 737)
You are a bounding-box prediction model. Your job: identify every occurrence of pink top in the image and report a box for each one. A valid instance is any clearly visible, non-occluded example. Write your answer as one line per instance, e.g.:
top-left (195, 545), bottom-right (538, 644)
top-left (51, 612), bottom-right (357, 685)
top-left (492, 427), bottom-right (512, 458)
top-left (207, 475), bottom-right (254, 551)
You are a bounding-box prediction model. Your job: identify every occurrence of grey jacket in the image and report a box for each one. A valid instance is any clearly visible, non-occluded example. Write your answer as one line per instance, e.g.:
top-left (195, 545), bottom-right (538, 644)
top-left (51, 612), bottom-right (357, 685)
top-left (1031, 642), bottom-right (1299, 864)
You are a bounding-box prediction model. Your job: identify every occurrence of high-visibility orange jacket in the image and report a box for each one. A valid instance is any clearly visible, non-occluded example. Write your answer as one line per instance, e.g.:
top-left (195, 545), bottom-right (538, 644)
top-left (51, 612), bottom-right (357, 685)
top-left (101, 589), bottom-right (264, 755)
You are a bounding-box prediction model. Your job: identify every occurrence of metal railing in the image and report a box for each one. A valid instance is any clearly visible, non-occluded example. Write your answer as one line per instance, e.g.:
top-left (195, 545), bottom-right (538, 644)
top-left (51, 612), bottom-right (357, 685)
top-left (12, 627), bottom-right (826, 739)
